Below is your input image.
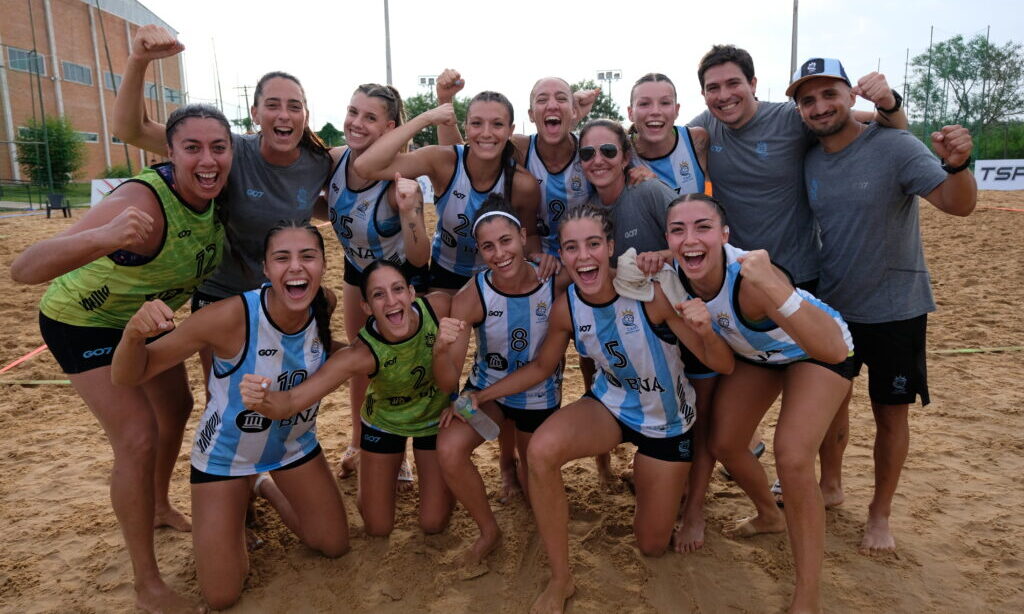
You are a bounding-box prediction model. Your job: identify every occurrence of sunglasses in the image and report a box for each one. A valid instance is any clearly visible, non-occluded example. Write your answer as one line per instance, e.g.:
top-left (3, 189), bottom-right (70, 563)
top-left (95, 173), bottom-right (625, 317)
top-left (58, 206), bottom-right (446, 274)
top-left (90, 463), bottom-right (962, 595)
top-left (579, 143), bottom-right (620, 162)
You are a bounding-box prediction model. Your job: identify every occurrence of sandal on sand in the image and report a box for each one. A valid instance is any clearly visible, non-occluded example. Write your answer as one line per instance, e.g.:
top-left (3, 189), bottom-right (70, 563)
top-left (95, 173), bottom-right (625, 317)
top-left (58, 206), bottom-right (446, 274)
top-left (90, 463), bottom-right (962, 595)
top-left (337, 445), bottom-right (360, 479)
top-left (719, 441), bottom-right (766, 480)
top-left (771, 479), bottom-right (784, 508)
top-left (398, 457), bottom-right (414, 483)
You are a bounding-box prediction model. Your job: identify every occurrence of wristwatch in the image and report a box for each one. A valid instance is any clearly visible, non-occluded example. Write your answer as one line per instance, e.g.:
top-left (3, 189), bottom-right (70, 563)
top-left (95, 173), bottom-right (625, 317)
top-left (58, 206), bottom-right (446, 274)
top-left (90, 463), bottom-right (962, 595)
top-left (941, 157), bottom-right (972, 174)
top-left (877, 89), bottom-right (903, 114)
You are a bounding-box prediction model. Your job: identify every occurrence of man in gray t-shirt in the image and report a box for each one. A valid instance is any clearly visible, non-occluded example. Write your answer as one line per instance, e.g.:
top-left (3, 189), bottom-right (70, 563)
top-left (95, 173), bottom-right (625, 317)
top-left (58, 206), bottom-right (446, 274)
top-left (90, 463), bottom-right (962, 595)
top-left (792, 57), bottom-right (977, 557)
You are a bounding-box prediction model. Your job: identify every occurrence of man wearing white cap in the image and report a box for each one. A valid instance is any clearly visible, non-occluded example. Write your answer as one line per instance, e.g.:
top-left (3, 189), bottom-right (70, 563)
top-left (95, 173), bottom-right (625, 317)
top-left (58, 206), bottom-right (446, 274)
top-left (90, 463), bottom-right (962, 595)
top-left (790, 56), bottom-right (977, 556)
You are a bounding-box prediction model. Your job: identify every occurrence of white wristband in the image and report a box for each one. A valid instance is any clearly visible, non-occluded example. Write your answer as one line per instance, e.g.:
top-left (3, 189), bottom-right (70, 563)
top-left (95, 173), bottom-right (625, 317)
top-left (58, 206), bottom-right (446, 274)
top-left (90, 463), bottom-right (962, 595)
top-left (776, 290), bottom-right (803, 318)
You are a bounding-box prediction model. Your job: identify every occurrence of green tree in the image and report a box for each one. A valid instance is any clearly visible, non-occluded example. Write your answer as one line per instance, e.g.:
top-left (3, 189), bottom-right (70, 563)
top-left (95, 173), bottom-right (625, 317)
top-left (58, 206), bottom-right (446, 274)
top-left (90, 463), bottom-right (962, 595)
top-left (317, 121), bottom-right (346, 147)
top-left (909, 34), bottom-right (1024, 130)
top-left (232, 117), bottom-right (254, 133)
top-left (403, 92), bottom-right (469, 148)
top-left (571, 79), bottom-right (623, 124)
top-left (16, 116), bottom-right (85, 191)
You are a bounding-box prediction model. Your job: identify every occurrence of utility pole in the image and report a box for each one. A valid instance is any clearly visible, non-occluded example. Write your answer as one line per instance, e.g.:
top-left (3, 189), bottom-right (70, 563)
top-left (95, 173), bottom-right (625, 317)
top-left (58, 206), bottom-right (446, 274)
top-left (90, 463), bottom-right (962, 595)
top-left (384, 0), bottom-right (393, 86)
top-left (790, 0), bottom-right (799, 76)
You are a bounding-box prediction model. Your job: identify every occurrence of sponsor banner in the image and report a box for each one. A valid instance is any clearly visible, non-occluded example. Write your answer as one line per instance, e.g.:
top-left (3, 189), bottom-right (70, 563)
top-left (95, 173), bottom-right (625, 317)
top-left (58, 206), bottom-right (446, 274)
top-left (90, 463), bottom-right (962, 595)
top-left (90, 178), bottom-right (129, 205)
top-left (975, 160), bottom-right (1024, 191)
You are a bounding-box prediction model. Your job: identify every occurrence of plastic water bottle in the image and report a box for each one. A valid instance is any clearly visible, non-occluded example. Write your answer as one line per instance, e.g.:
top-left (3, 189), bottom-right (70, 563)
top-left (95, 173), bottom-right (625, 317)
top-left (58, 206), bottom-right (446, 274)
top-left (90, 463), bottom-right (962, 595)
top-left (454, 394), bottom-right (500, 441)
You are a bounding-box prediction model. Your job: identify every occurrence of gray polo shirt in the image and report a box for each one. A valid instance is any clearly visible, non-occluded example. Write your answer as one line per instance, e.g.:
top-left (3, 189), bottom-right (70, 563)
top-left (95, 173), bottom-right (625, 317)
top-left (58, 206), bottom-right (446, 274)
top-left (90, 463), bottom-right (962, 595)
top-left (690, 102), bottom-right (819, 283)
top-left (804, 124), bottom-right (947, 324)
top-left (588, 178), bottom-right (677, 260)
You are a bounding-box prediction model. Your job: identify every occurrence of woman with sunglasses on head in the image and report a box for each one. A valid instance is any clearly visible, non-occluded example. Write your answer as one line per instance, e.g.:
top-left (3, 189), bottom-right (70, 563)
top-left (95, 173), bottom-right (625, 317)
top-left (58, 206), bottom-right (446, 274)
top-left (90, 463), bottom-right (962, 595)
top-left (11, 103), bottom-right (232, 614)
top-left (666, 193), bottom-right (853, 614)
top-left (353, 90), bottom-right (544, 293)
top-left (470, 206), bottom-right (733, 614)
top-left (238, 260), bottom-right (455, 540)
top-left (432, 195), bottom-right (569, 569)
top-left (111, 222), bottom-right (349, 610)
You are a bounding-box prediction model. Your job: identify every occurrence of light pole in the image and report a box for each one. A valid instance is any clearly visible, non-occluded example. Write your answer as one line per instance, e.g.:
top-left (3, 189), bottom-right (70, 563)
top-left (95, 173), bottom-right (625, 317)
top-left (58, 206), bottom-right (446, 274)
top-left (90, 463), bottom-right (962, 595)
top-left (596, 69), bottom-right (622, 101)
top-left (384, 0), bottom-right (393, 85)
top-left (418, 75), bottom-right (437, 93)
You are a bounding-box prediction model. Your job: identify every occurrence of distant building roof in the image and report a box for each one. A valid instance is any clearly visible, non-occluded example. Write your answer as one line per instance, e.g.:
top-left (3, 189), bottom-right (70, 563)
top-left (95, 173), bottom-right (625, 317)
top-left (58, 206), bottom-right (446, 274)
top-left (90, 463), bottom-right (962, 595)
top-left (78, 0), bottom-right (177, 35)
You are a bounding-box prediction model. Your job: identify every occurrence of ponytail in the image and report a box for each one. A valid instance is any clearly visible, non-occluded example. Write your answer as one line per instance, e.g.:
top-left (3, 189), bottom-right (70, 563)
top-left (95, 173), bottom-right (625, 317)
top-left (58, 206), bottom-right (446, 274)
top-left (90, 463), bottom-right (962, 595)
top-left (254, 71), bottom-right (330, 157)
top-left (311, 286), bottom-right (333, 353)
top-left (501, 139), bottom-right (517, 203)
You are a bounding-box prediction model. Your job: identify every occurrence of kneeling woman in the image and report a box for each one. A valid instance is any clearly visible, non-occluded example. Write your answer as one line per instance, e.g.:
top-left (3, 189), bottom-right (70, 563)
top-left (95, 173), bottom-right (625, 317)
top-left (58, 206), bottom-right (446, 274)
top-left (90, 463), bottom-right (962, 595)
top-left (240, 260), bottom-right (455, 537)
top-left (667, 194), bottom-right (853, 614)
top-left (471, 206), bottom-right (733, 613)
top-left (433, 195), bottom-right (569, 568)
top-left (112, 222), bottom-right (349, 610)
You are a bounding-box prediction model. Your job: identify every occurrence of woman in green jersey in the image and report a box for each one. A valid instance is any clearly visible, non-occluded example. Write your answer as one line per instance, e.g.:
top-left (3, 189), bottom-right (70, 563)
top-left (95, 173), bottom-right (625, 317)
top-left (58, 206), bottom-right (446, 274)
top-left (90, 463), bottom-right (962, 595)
top-left (240, 260), bottom-right (454, 536)
top-left (9, 104), bottom-right (231, 614)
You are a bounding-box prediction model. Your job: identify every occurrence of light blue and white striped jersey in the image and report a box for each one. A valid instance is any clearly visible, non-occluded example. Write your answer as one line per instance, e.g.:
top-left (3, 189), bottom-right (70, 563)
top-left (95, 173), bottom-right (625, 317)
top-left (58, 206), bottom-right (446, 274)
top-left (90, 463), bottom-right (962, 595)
top-left (635, 126), bottom-right (706, 194)
top-left (524, 135), bottom-right (592, 255)
top-left (679, 244), bottom-right (853, 364)
top-left (467, 267), bottom-right (562, 410)
top-left (327, 149), bottom-right (403, 272)
top-left (431, 145), bottom-right (507, 277)
top-left (567, 286), bottom-right (695, 438)
top-left (192, 287), bottom-right (326, 476)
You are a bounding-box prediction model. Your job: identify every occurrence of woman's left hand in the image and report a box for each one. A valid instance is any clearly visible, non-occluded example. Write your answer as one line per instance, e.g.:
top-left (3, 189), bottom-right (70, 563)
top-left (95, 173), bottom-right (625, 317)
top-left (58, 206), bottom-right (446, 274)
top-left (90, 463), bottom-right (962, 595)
top-left (626, 165), bottom-right (656, 185)
top-left (529, 252), bottom-right (561, 281)
top-left (675, 298), bottom-right (713, 336)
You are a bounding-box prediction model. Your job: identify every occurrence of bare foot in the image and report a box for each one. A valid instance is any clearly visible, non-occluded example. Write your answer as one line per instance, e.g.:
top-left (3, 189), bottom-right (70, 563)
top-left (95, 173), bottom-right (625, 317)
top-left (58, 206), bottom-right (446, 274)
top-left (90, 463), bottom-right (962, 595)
top-left (153, 506), bottom-right (192, 532)
top-left (136, 581), bottom-right (206, 614)
top-left (672, 517), bottom-right (706, 553)
top-left (820, 484), bottom-right (845, 509)
top-left (461, 529), bottom-right (502, 569)
top-left (723, 512), bottom-right (786, 538)
top-left (595, 453), bottom-right (616, 490)
top-left (497, 462), bottom-right (522, 504)
top-left (530, 576), bottom-right (576, 614)
top-left (337, 446), bottom-right (359, 479)
top-left (859, 515), bottom-right (896, 555)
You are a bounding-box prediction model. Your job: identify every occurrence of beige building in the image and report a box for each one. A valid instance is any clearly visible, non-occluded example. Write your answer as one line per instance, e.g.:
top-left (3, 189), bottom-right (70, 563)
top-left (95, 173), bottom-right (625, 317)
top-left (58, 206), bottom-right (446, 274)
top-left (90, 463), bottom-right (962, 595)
top-left (0, 0), bottom-right (185, 182)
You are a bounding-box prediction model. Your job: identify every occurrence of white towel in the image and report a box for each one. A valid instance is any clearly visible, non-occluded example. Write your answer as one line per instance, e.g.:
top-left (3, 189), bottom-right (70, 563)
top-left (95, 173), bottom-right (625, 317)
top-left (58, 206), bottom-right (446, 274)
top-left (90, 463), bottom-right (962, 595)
top-left (613, 248), bottom-right (689, 307)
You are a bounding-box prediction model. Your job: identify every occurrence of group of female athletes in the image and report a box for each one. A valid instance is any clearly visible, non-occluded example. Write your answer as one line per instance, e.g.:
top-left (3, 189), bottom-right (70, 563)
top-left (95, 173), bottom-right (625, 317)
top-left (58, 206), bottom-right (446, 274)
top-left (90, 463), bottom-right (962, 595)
top-left (10, 23), bottom-right (862, 614)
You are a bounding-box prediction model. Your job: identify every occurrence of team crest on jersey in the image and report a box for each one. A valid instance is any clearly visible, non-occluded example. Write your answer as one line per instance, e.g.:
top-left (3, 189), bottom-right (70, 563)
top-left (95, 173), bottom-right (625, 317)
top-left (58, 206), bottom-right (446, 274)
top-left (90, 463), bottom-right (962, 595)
top-left (535, 301), bottom-right (549, 319)
top-left (678, 161), bottom-right (691, 178)
top-left (311, 339), bottom-right (321, 356)
top-left (716, 312), bottom-right (732, 330)
top-left (486, 352), bottom-right (509, 371)
top-left (425, 332), bottom-right (436, 347)
top-left (571, 174), bottom-right (583, 192)
top-left (620, 309), bottom-right (639, 333)
top-left (355, 199), bottom-right (371, 217)
top-left (755, 141), bottom-right (769, 160)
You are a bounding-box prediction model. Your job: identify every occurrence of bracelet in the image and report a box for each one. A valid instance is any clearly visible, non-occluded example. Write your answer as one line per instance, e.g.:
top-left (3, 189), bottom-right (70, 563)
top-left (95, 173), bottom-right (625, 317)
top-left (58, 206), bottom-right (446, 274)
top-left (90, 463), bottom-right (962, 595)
top-left (776, 290), bottom-right (803, 318)
top-left (876, 89), bottom-right (903, 114)
top-left (941, 157), bottom-right (972, 174)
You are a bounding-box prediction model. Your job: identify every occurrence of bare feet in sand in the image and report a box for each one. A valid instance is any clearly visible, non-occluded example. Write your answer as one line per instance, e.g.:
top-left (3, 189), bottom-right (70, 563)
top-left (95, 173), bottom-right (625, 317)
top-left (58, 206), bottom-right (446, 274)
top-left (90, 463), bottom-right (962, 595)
top-left (460, 528), bottom-right (502, 576)
top-left (135, 580), bottom-right (206, 614)
top-left (530, 576), bottom-right (576, 614)
top-left (859, 515), bottom-right (896, 555)
top-left (153, 505), bottom-right (192, 532)
top-left (673, 517), bottom-right (706, 553)
top-left (337, 446), bottom-right (359, 479)
top-left (771, 480), bottom-right (845, 509)
top-left (722, 512), bottom-right (786, 538)
top-left (497, 463), bottom-right (522, 504)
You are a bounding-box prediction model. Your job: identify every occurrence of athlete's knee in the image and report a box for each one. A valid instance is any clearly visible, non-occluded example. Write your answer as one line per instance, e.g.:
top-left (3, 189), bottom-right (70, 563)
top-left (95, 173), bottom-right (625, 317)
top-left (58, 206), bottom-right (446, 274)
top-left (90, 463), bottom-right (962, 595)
top-left (525, 432), bottom-right (565, 471)
top-left (635, 530), bottom-right (670, 557)
top-left (112, 427), bottom-right (158, 463)
top-left (436, 436), bottom-right (472, 473)
top-left (309, 531), bottom-right (350, 558)
top-left (201, 579), bottom-right (244, 611)
top-left (773, 442), bottom-right (814, 479)
top-left (362, 515), bottom-right (394, 538)
top-left (419, 512), bottom-right (450, 535)
top-left (707, 431), bottom-right (741, 464)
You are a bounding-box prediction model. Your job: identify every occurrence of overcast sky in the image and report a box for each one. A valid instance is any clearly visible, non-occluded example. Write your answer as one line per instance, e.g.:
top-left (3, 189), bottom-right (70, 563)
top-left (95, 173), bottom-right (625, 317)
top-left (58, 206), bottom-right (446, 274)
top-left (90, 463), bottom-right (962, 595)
top-left (141, 0), bottom-right (1023, 134)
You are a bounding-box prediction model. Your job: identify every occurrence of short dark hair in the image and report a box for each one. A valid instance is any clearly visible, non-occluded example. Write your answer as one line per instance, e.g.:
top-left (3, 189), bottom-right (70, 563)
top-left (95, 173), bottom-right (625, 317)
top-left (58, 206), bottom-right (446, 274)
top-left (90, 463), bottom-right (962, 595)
top-left (697, 45), bottom-right (756, 90)
top-left (165, 104), bottom-right (231, 147)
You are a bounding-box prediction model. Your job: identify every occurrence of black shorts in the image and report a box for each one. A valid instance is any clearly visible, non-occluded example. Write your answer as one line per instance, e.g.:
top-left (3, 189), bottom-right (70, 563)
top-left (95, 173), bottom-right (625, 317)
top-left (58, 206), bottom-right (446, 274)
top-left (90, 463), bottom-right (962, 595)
top-left (847, 314), bottom-right (929, 406)
top-left (737, 353), bottom-right (859, 381)
top-left (39, 312), bottom-right (124, 374)
top-left (345, 257), bottom-right (430, 293)
top-left (679, 343), bottom-right (717, 379)
top-left (496, 401), bottom-right (558, 434)
top-left (583, 393), bottom-right (693, 462)
top-left (360, 421), bottom-right (437, 454)
top-left (190, 289), bottom-right (225, 313)
top-left (189, 443), bottom-right (323, 484)
top-left (428, 260), bottom-right (473, 290)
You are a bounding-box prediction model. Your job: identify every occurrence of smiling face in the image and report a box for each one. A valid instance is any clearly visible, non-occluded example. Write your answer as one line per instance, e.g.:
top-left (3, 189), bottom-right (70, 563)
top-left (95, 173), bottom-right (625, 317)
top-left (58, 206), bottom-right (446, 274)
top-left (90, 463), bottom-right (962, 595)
top-left (528, 78), bottom-right (576, 146)
top-left (559, 217), bottom-right (614, 296)
top-left (465, 100), bottom-right (513, 162)
top-left (628, 80), bottom-right (680, 146)
top-left (579, 125), bottom-right (628, 195)
top-left (344, 91), bottom-right (396, 154)
top-left (361, 264), bottom-right (418, 340)
top-left (701, 62), bottom-right (758, 129)
top-left (252, 76), bottom-right (307, 156)
top-left (666, 198), bottom-right (728, 288)
top-left (794, 77), bottom-right (856, 138)
top-left (263, 227), bottom-right (326, 311)
top-left (475, 215), bottom-right (528, 281)
top-left (166, 117), bottom-right (232, 206)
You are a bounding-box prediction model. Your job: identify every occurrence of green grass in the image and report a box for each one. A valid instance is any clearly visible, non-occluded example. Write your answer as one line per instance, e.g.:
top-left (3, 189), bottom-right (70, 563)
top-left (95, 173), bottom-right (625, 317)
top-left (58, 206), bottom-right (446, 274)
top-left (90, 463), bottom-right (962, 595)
top-left (0, 182), bottom-right (92, 207)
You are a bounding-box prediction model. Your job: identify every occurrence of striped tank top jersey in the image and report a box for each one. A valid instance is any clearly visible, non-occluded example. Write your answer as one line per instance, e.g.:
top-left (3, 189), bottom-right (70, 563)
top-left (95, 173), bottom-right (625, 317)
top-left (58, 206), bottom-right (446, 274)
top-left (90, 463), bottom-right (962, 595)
top-left (192, 287), bottom-right (326, 476)
top-left (327, 149), bottom-right (402, 272)
top-left (431, 145), bottom-right (507, 277)
top-left (524, 134), bottom-right (592, 255)
top-left (468, 267), bottom-right (562, 410)
top-left (359, 297), bottom-right (449, 437)
top-left (635, 126), bottom-right (706, 194)
top-left (39, 164), bottom-right (224, 328)
top-left (679, 244), bottom-right (853, 364)
top-left (567, 286), bottom-right (696, 438)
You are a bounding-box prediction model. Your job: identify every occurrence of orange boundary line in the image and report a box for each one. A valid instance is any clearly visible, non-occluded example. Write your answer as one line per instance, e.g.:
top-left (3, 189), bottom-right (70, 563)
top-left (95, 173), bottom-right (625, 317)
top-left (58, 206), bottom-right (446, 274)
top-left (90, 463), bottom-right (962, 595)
top-left (0, 344), bottom-right (48, 374)
top-left (315, 221), bottom-right (331, 228)
top-left (979, 205), bottom-right (1024, 213)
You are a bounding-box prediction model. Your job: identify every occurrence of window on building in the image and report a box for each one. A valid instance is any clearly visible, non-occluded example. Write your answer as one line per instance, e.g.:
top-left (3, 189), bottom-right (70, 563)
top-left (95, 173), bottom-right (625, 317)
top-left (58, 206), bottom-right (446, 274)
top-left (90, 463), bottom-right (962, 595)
top-left (62, 61), bottom-right (93, 86)
top-left (9, 47), bottom-right (46, 75)
top-left (111, 135), bottom-right (124, 144)
top-left (144, 81), bottom-right (159, 100)
top-left (164, 86), bottom-right (183, 104)
top-left (104, 71), bottom-right (123, 91)
top-left (77, 132), bottom-right (99, 143)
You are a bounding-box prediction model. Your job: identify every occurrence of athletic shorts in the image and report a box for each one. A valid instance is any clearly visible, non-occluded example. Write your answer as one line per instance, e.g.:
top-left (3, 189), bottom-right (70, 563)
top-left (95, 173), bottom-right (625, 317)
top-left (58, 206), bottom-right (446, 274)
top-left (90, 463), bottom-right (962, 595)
top-left (584, 393), bottom-right (694, 463)
top-left (847, 314), bottom-right (929, 406)
top-left (344, 257), bottom-right (430, 293)
top-left (39, 312), bottom-right (159, 375)
top-left (461, 383), bottom-right (559, 433)
top-left (360, 421), bottom-right (437, 454)
top-left (190, 289), bottom-right (225, 313)
top-left (428, 260), bottom-right (473, 290)
top-left (737, 353), bottom-right (859, 381)
top-left (189, 443), bottom-right (323, 484)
